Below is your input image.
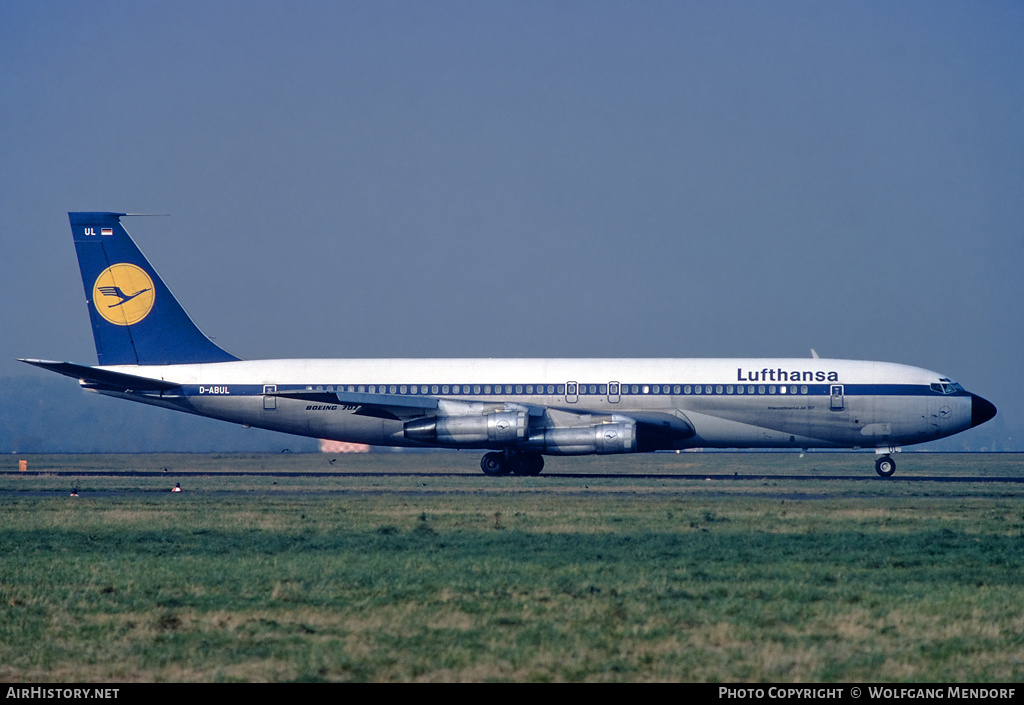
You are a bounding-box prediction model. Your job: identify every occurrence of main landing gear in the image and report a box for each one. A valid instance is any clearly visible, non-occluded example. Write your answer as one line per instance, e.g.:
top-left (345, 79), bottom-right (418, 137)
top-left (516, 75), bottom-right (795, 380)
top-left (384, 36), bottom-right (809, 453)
top-left (875, 454), bottom-right (896, 477)
top-left (480, 450), bottom-right (544, 476)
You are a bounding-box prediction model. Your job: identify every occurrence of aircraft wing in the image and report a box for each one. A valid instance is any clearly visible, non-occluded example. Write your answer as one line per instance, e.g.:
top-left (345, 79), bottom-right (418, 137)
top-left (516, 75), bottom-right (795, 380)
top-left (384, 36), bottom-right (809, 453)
top-left (18, 359), bottom-right (182, 392)
top-left (270, 388), bottom-right (556, 422)
top-left (268, 388), bottom-right (441, 420)
top-left (268, 387), bottom-right (694, 445)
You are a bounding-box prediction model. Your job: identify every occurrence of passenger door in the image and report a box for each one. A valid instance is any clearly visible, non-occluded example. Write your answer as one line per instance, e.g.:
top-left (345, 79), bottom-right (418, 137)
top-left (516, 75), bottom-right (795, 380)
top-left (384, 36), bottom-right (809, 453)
top-left (830, 385), bottom-right (844, 411)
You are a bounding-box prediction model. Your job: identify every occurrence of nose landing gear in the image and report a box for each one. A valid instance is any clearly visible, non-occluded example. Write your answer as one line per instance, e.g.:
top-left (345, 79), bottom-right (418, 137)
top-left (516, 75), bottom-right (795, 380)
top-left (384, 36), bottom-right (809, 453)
top-left (875, 454), bottom-right (896, 477)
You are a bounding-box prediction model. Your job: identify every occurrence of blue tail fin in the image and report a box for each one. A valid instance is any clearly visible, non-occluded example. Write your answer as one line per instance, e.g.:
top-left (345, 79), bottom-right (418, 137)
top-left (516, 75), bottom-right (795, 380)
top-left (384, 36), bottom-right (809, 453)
top-left (70, 212), bottom-right (239, 365)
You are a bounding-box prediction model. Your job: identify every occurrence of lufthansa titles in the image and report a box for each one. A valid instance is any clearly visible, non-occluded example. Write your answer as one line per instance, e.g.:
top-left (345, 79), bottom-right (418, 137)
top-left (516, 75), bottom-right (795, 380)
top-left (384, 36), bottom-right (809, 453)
top-left (737, 368), bottom-right (839, 383)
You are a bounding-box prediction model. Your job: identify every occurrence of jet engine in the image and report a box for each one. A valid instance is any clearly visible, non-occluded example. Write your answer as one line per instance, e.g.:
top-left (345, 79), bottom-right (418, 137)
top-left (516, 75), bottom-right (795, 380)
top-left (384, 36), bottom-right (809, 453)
top-left (404, 410), bottom-right (527, 445)
top-left (526, 419), bottom-right (636, 455)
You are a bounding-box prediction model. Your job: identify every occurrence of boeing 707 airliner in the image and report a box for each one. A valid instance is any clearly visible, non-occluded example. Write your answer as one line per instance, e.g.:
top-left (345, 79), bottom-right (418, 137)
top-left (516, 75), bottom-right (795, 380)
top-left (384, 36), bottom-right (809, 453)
top-left (21, 213), bottom-right (997, 476)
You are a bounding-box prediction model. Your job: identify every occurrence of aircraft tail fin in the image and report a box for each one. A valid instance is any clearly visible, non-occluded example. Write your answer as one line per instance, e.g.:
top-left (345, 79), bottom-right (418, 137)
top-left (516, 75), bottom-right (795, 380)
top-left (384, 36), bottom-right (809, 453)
top-left (69, 212), bottom-right (239, 366)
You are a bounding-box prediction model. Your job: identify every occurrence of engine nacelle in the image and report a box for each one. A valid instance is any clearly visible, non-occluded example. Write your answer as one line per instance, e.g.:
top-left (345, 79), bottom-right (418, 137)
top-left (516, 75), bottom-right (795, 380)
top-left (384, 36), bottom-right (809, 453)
top-left (527, 420), bottom-right (637, 455)
top-left (404, 410), bottom-right (527, 446)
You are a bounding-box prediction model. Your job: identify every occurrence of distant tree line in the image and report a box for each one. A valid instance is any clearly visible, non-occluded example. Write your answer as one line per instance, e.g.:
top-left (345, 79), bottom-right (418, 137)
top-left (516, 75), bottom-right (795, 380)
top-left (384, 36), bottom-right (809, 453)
top-left (0, 376), bottom-right (318, 453)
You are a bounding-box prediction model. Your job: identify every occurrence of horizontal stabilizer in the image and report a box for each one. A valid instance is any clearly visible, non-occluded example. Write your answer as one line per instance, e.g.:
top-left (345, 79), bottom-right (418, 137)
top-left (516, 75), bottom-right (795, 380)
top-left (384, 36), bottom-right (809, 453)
top-left (18, 359), bottom-right (181, 392)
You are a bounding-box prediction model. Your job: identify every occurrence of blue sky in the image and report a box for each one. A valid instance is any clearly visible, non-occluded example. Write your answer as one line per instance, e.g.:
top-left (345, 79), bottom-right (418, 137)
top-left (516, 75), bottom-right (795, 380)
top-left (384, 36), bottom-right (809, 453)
top-left (2, 1), bottom-right (1022, 448)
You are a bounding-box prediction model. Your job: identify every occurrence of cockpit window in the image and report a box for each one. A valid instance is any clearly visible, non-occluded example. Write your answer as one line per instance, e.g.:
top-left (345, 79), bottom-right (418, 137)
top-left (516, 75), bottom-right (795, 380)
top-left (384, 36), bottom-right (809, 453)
top-left (930, 378), bottom-right (964, 395)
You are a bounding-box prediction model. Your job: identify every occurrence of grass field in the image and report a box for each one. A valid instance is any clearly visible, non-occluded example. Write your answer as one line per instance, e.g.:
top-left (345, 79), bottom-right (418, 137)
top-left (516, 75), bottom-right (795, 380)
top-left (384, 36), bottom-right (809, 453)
top-left (2, 452), bottom-right (1023, 682)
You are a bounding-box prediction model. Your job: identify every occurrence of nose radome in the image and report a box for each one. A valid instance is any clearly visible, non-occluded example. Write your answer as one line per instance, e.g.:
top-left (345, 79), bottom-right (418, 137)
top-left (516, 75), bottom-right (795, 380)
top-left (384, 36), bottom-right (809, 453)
top-left (970, 394), bottom-right (997, 428)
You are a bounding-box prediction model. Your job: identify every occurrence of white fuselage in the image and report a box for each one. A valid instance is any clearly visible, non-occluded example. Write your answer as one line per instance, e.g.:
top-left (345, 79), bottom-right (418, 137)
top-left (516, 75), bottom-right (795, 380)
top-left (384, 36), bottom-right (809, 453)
top-left (88, 357), bottom-right (977, 452)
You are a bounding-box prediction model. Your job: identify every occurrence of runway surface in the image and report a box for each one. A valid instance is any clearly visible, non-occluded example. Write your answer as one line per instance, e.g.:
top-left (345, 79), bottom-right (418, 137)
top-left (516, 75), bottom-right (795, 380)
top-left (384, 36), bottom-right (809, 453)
top-left (5, 470), bottom-right (1024, 483)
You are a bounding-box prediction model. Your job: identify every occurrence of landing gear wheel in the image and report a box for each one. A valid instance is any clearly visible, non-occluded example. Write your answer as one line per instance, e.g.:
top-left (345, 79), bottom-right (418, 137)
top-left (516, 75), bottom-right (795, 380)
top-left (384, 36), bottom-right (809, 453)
top-left (875, 455), bottom-right (896, 477)
top-left (512, 453), bottom-right (544, 476)
top-left (481, 452), bottom-right (510, 476)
